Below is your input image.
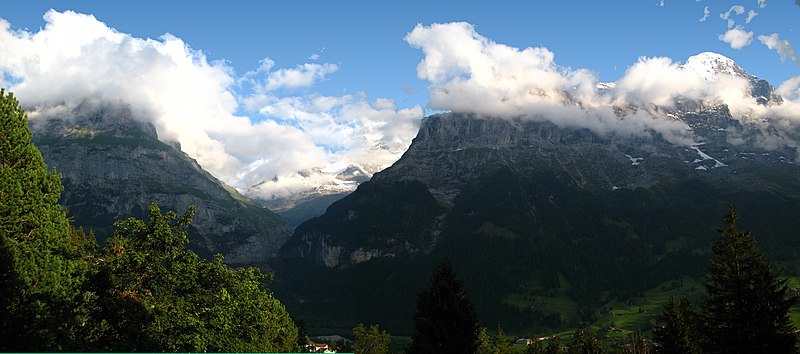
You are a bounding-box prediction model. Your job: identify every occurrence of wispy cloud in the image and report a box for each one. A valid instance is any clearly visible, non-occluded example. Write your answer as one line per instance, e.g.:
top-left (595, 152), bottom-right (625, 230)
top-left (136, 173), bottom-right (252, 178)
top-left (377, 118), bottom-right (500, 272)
top-left (699, 6), bottom-right (710, 22)
top-left (720, 5), bottom-right (745, 29)
top-left (745, 9), bottom-right (758, 23)
top-left (758, 0), bottom-right (767, 8)
top-left (400, 86), bottom-right (418, 94)
top-left (758, 33), bottom-right (800, 66)
top-left (264, 63), bottom-right (339, 91)
top-left (0, 10), bottom-right (424, 199)
top-left (308, 47), bottom-right (325, 61)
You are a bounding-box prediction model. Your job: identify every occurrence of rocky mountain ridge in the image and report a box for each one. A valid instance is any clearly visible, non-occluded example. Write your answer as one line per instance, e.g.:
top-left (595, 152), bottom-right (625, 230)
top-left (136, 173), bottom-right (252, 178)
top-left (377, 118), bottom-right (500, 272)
top-left (273, 53), bottom-right (800, 333)
top-left (283, 96), bottom-right (798, 269)
top-left (30, 102), bottom-right (291, 264)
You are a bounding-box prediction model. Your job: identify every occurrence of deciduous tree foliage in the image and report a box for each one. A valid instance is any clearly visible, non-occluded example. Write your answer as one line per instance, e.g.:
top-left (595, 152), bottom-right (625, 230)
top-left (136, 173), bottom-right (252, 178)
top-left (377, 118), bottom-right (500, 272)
top-left (409, 260), bottom-right (479, 354)
top-left (699, 207), bottom-right (797, 354)
top-left (353, 322), bottom-right (390, 354)
top-left (83, 203), bottom-right (299, 352)
top-left (1, 89), bottom-right (299, 351)
top-left (0, 88), bottom-right (88, 351)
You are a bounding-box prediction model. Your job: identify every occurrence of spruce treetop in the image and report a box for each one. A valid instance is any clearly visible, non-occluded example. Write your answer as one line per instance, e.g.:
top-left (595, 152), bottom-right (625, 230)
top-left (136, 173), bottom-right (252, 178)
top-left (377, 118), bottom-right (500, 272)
top-left (700, 207), bottom-right (797, 354)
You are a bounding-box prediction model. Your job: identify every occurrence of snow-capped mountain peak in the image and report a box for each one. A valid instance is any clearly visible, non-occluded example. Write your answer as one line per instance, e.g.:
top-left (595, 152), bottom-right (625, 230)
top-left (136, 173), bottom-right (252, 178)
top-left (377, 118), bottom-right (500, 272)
top-left (681, 52), bottom-right (748, 81)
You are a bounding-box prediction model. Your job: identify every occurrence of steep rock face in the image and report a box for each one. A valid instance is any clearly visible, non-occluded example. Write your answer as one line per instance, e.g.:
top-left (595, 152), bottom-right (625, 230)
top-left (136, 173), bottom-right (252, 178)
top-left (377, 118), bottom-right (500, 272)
top-left (30, 103), bottom-right (291, 264)
top-left (279, 179), bottom-right (444, 267)
top-left (275, 193), bottom-right (349, 229)
top-left (274, 61), bottom-right (800, 333)
top-left (283, 107), bottom-right (800, 269)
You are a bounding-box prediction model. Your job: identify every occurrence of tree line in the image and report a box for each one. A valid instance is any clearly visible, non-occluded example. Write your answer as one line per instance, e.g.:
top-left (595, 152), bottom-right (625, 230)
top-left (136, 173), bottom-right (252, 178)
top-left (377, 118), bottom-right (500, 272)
top-left (400, 207), bottom-right (798, 353)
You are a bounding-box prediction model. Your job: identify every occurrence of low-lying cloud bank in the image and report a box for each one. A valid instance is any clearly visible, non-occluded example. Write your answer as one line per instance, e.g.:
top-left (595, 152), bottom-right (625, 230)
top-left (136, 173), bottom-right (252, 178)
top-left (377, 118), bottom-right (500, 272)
top-left (405, 22), bottom-right (800, 148)
top-left (0, 10), bottom-right (423, 201)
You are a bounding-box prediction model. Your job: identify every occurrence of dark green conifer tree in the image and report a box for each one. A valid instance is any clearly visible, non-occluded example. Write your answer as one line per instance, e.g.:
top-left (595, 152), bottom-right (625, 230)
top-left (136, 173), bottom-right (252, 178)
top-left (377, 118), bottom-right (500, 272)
top-left (526, 336), bottom-right (565, 354)
top-left (476, 325), bottom-right (515, 354)
top-left (477, 327), bottom-right (493, 354)
top-left (567, 329), bottom-right (608, 354)
top-left (622, 330), bottom-right (653, 354)
top-left (0, 89), bottom-right (87, 351)
top-left (700, 207), bottom-right (797, 354)
top-left (408, 260), bottom-right (479, 353)
top-left (652, 296), bottom-right (699, 353)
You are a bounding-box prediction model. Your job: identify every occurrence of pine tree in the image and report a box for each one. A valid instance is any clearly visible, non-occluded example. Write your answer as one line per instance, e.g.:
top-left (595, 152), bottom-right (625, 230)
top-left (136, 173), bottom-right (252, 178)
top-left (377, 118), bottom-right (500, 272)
top-left (477, 327), bottom-right (494, 354)
top-left (0, 89), bottom-right (86, 351)
top-left (492, 324), bottom-right (515, 354)
top-left (652, 296), bottom-right (699, 353)
top-left (476, 325), bottom-right (515, 354)
top-left (527, 336), bottom-right (566, 354)
top-left (567, 329), bottom-right (608, 354)
top-left (700, 207), bottom-right (797, 353)
top-left (622, 330), bottom-right (653, 354)
top-left (408, 260), bottom-right (479, 354)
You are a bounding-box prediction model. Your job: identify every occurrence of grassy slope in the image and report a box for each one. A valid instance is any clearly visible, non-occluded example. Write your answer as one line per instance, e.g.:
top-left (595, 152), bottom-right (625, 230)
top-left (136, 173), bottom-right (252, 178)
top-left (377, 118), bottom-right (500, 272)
top-left (501, 274), bottom-right (800, 348)
top-left (311, 275), bottom-right (800, 352)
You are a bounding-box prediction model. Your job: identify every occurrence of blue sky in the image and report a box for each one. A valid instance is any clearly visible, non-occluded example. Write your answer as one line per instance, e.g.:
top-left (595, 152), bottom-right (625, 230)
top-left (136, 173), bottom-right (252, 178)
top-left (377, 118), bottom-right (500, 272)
top-left (1, 1), bottom-right (799, 200)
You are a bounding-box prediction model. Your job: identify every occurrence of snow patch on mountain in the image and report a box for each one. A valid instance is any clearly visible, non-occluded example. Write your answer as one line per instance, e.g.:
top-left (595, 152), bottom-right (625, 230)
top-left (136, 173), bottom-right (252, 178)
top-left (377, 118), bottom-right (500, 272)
top-left (690, 144), bottom-right (727, 169)
top-left (625, 154), bottom-right (644, 166)
top-left (245, 162), bottom-right (374, 211)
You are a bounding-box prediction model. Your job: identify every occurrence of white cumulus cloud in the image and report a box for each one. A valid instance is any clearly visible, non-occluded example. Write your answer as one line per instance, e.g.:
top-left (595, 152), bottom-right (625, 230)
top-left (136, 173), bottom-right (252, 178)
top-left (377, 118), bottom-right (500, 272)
top-left (0, 10), bottom-right (424, 201)
top-left (405, 22), bottom-right (800, 150)
top-left (719, 27), bottom-right (754, 50)
top-left (778, 76), bottom-right (800, 101)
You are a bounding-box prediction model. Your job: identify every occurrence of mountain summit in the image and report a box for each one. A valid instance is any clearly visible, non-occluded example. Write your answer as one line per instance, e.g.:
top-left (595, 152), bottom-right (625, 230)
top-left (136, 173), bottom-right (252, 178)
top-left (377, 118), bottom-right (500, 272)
top-left (681, 52), bottom-right (748, 80)
top-left (273, 53), bottom-right (800, 333)
top-left (30, 102), bottom-right (291, 264)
